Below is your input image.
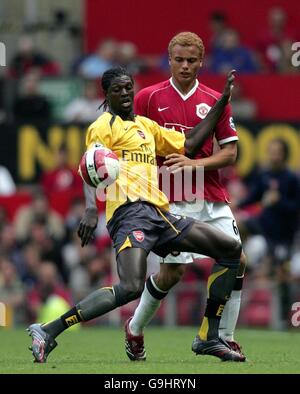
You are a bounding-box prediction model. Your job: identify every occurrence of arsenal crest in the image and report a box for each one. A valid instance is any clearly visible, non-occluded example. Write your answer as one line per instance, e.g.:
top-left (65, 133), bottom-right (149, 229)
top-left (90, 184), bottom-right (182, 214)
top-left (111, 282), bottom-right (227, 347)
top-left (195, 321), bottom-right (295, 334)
top-left (133, 230), bottom-right (145, 242)
top-left (196, 103), bottom-right (211, 119)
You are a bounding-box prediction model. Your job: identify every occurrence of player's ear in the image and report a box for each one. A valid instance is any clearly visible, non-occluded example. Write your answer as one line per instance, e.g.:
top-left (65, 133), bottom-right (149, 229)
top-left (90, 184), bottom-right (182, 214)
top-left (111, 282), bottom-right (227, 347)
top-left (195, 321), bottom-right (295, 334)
top-left (168, 56), bottom-right (171, 66)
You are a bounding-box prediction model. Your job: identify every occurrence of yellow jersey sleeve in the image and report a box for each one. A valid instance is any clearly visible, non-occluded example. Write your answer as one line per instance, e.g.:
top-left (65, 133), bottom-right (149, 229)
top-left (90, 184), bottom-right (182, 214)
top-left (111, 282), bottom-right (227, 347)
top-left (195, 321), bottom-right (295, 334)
top-left (150, 120), bottom-right (185, 156)
top-left (85, 113), bottom-right (113, 149)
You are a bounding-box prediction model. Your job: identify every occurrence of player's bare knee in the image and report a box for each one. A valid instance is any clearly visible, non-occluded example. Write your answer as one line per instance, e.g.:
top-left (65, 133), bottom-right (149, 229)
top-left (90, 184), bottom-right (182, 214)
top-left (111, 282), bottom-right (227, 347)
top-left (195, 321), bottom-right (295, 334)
top-left (126, 282), bottom-right (144, 301)
top-left (117, 281), bottom-right (144, 303)
top-left (225, 239), bottom-right (242, 260)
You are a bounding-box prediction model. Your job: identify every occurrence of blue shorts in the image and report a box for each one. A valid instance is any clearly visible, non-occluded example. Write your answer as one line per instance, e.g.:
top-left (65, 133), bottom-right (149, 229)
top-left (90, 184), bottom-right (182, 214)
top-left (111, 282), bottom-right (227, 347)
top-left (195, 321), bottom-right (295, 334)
top-left (107, 201), bottom-right (194, 257)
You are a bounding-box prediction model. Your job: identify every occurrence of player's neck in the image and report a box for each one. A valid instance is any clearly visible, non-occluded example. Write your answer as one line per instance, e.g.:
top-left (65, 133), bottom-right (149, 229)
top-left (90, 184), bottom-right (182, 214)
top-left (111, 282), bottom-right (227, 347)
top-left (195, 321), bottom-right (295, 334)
top-left (171, 77), bottom-right (197, 96)
top-left (110, 109), bottom-right (135, 121)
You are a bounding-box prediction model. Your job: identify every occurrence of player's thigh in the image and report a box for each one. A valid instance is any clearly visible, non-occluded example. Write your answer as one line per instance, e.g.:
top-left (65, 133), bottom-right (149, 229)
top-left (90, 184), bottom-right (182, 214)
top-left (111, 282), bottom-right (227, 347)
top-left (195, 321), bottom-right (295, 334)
top-left (171, 220), bottom-right (241, 260)
top-left (207, 203), bottom-right (241, 242)
top-left (117, 247), bottom-right (148, 289)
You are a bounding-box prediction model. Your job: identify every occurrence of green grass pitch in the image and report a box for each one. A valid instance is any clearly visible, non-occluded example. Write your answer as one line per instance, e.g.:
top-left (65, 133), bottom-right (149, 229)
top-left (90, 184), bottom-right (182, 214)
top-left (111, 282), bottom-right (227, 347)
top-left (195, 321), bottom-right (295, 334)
top-left (0, 327), bottom-right (299, 374)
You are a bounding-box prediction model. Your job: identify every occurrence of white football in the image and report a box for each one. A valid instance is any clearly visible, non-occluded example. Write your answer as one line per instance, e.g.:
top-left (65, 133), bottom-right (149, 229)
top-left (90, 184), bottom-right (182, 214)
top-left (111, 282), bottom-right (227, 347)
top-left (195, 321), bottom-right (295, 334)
top-left (79, 143), bottom-right (120, 188)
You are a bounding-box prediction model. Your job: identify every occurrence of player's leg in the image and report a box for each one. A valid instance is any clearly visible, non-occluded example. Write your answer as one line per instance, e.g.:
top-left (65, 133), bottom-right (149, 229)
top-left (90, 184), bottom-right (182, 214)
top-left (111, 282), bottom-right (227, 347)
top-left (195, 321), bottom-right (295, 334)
top-left (28, 248), bottom-right (147, 362)
top-left (202, 203), bottom-right (246, 350)
top-left (128, 202), bottom-right (191, 339)
top-left (171, 221), bottom-right (245, 361)
top-left (129, 262), bottom-right (186, 337)
top-left (219, 251), bottom-right (246, 348)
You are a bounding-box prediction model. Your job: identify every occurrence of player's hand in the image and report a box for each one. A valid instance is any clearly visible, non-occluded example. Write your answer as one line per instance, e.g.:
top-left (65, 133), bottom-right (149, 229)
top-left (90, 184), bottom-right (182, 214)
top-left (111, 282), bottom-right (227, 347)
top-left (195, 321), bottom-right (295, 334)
top-left (77, 207), bottom-right (98, 247)
top-left (222, 69), bottom-right (236, 103)
top-left (164, 153), bottom-right (196, 173)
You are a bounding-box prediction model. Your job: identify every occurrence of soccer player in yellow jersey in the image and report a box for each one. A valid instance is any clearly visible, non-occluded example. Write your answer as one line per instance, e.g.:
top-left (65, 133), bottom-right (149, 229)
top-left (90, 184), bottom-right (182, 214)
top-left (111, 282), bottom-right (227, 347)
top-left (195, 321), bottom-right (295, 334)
top-left (27, 67), bottom-right (245, 363)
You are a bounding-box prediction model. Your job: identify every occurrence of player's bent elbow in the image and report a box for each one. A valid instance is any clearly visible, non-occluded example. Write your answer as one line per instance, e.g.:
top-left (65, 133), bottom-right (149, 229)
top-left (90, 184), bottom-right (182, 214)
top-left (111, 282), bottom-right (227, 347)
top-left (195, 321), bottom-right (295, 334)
top-left (184, 141), bottom-right (195, 158)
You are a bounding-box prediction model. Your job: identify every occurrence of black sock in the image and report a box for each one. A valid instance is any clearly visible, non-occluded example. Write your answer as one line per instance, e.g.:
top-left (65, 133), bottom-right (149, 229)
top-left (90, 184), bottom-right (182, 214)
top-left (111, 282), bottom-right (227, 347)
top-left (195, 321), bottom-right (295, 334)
top-left (43, 306), bottom-right (82, 338)
top-left (234, 276), bottom-right (244, 291)
top-left (146, 276), bottom-right (168, 300)
top-left (199, 262), bottom-right (238, 340)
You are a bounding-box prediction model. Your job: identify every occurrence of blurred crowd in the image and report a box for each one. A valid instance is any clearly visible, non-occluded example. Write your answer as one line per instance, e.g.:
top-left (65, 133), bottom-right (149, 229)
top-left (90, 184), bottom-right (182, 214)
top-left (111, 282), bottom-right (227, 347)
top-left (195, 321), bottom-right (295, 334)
top-left (0, 6), bottom-right (299, 125)
top-left (1, 137), bottom-right (300, 328)
top-left (1, 6), bottom-right (300, 330)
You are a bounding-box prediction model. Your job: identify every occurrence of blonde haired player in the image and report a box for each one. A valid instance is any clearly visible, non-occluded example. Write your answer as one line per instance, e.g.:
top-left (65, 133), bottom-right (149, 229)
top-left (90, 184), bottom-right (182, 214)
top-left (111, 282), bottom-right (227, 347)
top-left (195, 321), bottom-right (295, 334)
top-left (125, 32), bottom-right (246, 361)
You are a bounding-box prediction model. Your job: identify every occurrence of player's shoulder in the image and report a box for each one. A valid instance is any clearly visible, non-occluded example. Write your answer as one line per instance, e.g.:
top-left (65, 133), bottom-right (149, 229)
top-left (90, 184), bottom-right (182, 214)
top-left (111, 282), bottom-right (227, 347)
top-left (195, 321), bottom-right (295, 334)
top-left (135, 114), bottom-right (154, 127)
top-left (197, 82), bottom-right (222, 102)
top-left (135, 79), bottom-right (171, 101)
top-left (88, 112), bottom-right (112, 130)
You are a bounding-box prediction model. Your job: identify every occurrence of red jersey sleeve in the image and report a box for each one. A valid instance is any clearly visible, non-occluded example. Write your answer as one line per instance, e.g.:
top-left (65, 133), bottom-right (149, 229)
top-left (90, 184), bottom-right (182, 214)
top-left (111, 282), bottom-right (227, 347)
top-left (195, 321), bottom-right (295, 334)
top-left (134, 89), bottom-right (149, 117)
top-left (214, 103), bottom-right (238, 145)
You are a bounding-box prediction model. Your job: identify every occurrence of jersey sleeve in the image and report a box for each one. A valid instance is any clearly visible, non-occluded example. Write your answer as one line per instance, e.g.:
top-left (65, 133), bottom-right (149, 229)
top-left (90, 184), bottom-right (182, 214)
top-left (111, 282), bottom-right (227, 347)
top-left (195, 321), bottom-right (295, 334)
top-left (150, 119), bottom-right (185, 156)
top-left (134, 89), bottom-right (149, 116)
top-left (85, 115), bottom-right (113, 149)
top-left (215, 103), bottom-right (238, 146)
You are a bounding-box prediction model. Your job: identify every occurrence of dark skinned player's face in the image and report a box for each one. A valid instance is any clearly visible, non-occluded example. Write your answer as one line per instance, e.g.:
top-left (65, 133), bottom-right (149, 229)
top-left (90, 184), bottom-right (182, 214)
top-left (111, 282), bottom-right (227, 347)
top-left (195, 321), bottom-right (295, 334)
top-left (107, 76), bottom-right (134, 118)
top-left (169, 44), bottom-right (202, 87)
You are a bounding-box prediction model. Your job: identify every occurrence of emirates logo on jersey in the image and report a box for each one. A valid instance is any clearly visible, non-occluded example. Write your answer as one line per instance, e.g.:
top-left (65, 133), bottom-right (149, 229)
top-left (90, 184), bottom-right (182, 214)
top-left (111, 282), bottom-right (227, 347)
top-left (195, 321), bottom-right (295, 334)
top-left (133, 230), bottom-right (145, 242)
top-left (137, 130), bottom-right (146, 139)
top-left (196, 103), bottom-right (211, 119)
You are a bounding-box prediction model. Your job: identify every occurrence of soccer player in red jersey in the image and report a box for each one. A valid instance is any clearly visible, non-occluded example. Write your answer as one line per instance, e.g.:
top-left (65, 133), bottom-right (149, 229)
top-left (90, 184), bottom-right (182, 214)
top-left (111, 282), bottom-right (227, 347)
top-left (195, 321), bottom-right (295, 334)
top-left (125, 32), bottom-right (247, 360)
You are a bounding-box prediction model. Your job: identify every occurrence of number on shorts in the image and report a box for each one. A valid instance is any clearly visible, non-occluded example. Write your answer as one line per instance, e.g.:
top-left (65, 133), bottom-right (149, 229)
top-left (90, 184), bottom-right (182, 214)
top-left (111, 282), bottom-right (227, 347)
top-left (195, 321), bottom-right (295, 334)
top-left (232, 220), bottom-right (239, 235)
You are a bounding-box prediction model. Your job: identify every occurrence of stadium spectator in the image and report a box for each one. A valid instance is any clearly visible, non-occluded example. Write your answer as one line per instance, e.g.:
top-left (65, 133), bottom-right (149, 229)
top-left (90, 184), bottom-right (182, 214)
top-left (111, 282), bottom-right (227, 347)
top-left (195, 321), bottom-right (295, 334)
top-left (63, 80), bottom-right (103, 123)
top-left (238, 138), bottom-right (300, 326)
top-left (62, 228), bottom-right (96, 280)
top-left (277, 38), bottom-right (300, 74)
top-left (13, 72), bottom-right (51, 123)
top-left (8, 34), bottom-right (61, 79)
top-left (229, 81), bottom-right (257, 120)
top-left (78, 38), bottom-right (118, 79)
top-left (14, 242), bottom-right (41, 289)
top-left (27, 67), bottom-right (244, 363)
top-left (14, 190), bottom-right (65, 242)
top-left (210, 29), bottom-right (259, 74)
top-left (0, 165), bottom-right (16, 196)
top-left (128, 32), bottom-right (246, 360)
top-left (208, 11), bottom-right (229, 51)
top-left (255, 7), bottom-right (298, 72)
top-left (26, 261), bottom-right (72, 323)
top-left (117, 41), bottom-right (149, 75)
top-left (0, 224), bottom-right (17, 261)
top-left (0, 257), bottom-right (26, 326)
top-left (40, 145), bottom-right (82, 198)
top-left (69, 254), bottom-right (111, 303)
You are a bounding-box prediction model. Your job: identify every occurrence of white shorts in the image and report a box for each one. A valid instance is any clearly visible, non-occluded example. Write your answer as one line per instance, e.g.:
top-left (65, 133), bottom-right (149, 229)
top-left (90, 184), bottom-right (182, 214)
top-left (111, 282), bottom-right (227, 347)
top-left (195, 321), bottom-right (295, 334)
top-left (160, 200), bottom-right (241, 264)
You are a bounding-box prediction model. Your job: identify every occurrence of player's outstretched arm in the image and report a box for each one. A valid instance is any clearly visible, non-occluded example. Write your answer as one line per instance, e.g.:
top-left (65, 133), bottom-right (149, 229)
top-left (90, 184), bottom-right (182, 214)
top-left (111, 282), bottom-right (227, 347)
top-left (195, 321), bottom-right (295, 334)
top-left (77, 184), bottom-right (98, 247)
top-left (184, 69), bottom-right (235, 158)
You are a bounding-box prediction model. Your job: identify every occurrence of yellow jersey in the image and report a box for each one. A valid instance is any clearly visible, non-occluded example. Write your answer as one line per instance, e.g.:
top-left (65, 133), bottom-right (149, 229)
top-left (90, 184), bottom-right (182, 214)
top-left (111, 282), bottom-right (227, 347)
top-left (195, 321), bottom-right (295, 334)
top-left (86, 112), bottom-right (185, 222)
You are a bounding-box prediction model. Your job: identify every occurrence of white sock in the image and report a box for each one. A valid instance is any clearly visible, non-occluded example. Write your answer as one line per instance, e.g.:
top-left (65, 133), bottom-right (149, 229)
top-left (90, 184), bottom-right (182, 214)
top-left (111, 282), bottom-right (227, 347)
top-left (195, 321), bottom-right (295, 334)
top-left (219, 290), bottom-right (242, 342)
top-left (129, 277), bottom-right (166, 336)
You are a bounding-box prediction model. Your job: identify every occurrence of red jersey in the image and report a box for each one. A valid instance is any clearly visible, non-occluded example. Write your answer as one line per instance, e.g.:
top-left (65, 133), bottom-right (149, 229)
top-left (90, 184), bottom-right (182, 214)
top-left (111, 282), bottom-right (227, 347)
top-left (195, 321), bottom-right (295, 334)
top-left (134, 78), bottom-right (238, 202)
